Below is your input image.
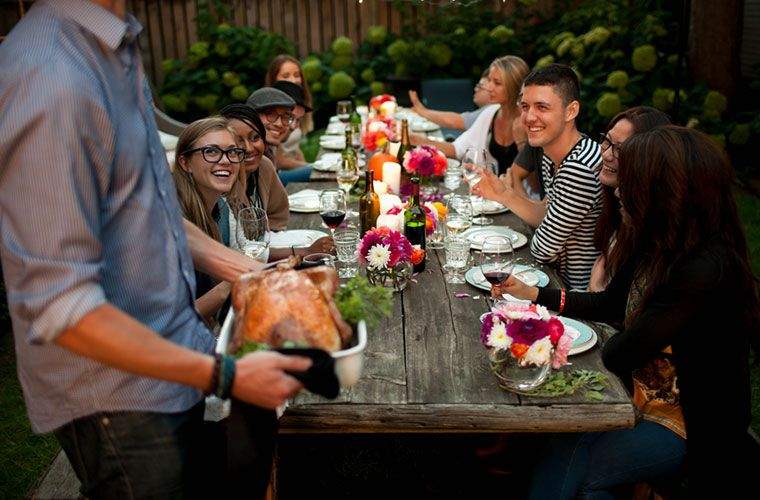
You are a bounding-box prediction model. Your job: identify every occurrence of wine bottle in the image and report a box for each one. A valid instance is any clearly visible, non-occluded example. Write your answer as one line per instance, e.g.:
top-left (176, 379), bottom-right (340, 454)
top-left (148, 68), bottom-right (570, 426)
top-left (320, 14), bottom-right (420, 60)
top-left (342, 129), bottom-right (357, 169)
top-left (404, 176), bottom-right (426, 273)
top-left (396, 119), bottom-right (411, 164)
top-left (359, 170), bottom-right (380, 237)
top-left (349, 97), bottom-right (362, 150)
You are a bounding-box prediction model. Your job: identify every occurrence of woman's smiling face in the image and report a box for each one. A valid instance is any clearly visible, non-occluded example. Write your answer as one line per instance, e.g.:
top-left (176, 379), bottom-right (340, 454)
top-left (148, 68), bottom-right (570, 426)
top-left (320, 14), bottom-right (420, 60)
top-left (600, 119), bottom-right (634, 188)
top-left (228, 118), bottom-right (265, 173)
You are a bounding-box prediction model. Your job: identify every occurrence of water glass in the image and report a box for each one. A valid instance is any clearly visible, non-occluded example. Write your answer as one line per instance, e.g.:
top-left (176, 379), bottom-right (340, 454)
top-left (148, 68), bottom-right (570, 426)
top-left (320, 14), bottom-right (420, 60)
top-left (334, 228), bottom-right (360, 278)
top-left (443, 236), bottom-right (470, 284)
top-left (235, 206), bottom-right (270, 263)
top-left (444, 160), bottom-right (463, 192)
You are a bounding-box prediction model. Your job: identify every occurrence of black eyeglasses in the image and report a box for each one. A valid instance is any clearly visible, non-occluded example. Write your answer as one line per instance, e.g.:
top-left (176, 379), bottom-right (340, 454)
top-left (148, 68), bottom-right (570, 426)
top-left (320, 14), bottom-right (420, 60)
top-left (182, 145), bottom-right (245, 163)
top-left (261, 109), bottom-right (296, 127)
top-left (598, 133), bottom-right (621, 159)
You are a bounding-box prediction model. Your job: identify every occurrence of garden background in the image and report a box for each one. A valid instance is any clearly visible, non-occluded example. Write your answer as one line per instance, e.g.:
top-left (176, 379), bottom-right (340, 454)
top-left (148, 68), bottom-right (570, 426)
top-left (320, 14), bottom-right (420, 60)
top-left (1, 0), bottom-right (759, 497)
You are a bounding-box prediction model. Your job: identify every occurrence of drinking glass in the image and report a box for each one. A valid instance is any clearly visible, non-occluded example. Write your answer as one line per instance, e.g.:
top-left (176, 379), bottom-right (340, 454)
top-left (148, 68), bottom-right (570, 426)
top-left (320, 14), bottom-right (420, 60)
top-left (337, 157), bottom-right (360, 216)
top-left (336, 100), bottom-right (352, 123)
top-left (334, 228), bottom-right (360, 278)
top-left (319, 189), bottom-right (347, 239)
top-left (479, 235), bottom-right (514, 306)
top-left (445, 194), bottom-right (474, 236)
top-left (462, 148), bottom-right (494, 225)
top-left (444, 159), bottom-right (463, 192)
top-left (443, 236), bottom-right (471, 284)
top-left (236, 206), bottom-right (270, 262)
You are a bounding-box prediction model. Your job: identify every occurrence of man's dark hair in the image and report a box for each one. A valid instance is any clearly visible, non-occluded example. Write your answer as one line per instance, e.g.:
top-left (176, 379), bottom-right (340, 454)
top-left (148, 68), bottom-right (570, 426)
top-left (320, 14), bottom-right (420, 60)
top-left (522, 64), bottom-right (580, 105)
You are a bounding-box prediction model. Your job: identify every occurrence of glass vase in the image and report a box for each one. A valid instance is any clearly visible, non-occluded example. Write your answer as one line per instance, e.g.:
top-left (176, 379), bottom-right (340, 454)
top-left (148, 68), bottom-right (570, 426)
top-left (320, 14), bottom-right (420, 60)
top-left (365, 261), bottom-right (413, 292)
top-left (489, 348), bottom-right (551, 392)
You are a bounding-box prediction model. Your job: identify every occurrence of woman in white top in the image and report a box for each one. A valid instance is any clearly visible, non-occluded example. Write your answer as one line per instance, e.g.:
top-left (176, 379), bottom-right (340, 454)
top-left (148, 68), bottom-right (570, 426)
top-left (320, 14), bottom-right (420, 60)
top-left (412, 55), bottom-right (529, 175)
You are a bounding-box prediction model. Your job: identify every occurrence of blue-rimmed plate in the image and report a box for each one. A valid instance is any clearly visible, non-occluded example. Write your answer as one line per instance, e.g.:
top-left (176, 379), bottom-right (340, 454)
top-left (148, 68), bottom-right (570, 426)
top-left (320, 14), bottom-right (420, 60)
top-left (460, 226), bottom-right (528, 250)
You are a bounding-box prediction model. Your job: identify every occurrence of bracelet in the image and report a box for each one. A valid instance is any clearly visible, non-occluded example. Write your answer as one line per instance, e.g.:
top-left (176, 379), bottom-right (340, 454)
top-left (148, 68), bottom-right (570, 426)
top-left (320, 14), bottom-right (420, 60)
top-left (205, 354), bottom-right (222, 396)
top-left (215, 354), bottom-right (236, 400)
top-left (559, 288), bottom-right (566, 314)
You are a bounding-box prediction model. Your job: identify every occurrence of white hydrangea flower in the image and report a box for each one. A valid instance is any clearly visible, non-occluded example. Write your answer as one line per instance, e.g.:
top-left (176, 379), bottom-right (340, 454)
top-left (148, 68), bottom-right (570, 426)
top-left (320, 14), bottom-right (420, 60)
top-left (535, 305), bottom-right (551, 321)
top-left (487, 321), bottom-right (512, 350)
top-left (521, 337), bottom-right (553, 367)
top-left (367, 243), bottom-right (391, 270)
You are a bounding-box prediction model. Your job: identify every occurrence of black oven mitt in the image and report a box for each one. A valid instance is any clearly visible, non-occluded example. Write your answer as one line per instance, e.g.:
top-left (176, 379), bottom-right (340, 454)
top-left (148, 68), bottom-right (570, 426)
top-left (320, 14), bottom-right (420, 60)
top-left (274, 347), bottom-right (340, 399)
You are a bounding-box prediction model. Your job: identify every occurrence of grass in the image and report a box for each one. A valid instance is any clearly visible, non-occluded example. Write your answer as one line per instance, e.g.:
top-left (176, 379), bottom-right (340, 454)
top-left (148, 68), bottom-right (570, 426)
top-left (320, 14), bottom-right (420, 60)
top-left (0, 188), bottom-right (758, 498)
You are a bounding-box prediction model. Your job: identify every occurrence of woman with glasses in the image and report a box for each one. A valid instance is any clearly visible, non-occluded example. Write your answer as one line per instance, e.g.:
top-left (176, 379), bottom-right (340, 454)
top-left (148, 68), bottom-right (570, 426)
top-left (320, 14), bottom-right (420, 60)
top-left (245, 87), bottom-right (312, 186)
top-left (172, 117), bottom-right (245, 325)
top-left (590, 107), bottom-right (670, 291)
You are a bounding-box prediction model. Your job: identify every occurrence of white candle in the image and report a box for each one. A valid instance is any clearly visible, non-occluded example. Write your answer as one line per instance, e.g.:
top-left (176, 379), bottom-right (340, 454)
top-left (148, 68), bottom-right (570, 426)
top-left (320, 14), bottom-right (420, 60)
top-left (382, 161), bottom-right (401, 194)
top-left (379, 193), bottom-right (402, 215)
top-left (373, 180), bottom-right (388, 195)
top-left (376, 213), bottom-right (404, 233)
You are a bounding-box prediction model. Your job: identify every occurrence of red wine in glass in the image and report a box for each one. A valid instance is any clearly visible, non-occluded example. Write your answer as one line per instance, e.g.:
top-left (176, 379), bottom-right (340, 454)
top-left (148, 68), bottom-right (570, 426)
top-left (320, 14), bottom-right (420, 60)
top-left (483, 270), bottom-right (510, 286)
top-left (320, 209), bottom-right (346, 229)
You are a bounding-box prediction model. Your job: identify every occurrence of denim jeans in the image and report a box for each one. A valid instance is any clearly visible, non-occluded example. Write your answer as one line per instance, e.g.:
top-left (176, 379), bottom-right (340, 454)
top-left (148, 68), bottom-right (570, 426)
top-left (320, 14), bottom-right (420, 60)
top-left (55, 402), bottom-right (205, 499)
top-left (277, 165), bottom-right (312, 186)
top-left (528, 420), bottom-right (686, 500)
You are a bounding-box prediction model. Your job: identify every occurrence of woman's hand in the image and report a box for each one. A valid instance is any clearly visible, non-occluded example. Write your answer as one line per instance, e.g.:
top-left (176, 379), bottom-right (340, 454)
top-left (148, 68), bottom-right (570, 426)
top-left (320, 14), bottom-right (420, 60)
top-left (303, 236), bottom-right (335, 255)
top-left (491, 274), bottom-right (539, 302)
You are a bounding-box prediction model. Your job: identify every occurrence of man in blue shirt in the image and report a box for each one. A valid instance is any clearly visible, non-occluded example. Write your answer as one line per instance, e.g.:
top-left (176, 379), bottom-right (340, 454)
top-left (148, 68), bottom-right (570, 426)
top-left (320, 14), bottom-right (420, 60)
top-left (0, 1), bottom-right (310, 496)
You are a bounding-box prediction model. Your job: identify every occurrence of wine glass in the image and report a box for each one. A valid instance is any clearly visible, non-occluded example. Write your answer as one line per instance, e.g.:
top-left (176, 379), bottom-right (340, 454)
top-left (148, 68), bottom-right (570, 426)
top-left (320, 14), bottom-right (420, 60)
top-left (462, 148), bottom-right (494, 225)
top-left (236, 206), bottom-right (270, 262)
top-left (445, 194), bottom-right (474, 236)
top-left (337, 157), bottom-right (360, 216)
top-left (478, 235), bottom-right (514, 307)
top-left (319, 189), bottom-right (347, 239)
top-left (336, 100), bottom-right (352, 123)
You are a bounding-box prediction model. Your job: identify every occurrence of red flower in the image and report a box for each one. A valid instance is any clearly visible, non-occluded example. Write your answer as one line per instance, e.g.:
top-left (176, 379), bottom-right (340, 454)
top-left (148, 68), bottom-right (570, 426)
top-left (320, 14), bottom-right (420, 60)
top-left (410, 246), bottom-right (425, 265)
top-left (510, 343), bottom-right (529, 358)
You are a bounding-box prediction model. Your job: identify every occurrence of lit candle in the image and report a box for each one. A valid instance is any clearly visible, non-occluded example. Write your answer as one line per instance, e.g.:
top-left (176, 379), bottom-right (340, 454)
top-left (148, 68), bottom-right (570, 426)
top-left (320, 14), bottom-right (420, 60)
top-left (382, 161), bottom-right (401, 194)
top-left (373, 180), bottom-right (388, 195)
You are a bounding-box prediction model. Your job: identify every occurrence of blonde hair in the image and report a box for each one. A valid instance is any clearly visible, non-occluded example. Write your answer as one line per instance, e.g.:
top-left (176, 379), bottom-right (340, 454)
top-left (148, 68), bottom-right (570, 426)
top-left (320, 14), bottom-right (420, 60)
top-left (172, 117), bottom-right (239, 241)
top-left (265, 54), bottom-right (314, 133)
top-left (490, 55), bottom-right (530, 109)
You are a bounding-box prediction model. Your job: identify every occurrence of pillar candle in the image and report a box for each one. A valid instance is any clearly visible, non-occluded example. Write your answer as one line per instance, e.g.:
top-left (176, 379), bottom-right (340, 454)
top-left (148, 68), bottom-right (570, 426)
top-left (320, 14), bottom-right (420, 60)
top-left (382, 161), bottom-right (401, 194)
top-left (373, 180), bottom-right (388, 195)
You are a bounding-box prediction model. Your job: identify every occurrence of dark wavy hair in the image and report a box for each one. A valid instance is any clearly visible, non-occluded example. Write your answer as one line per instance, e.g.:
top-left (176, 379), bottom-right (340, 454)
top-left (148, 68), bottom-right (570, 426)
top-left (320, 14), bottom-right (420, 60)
top-left (594, 107), bottom-right (672, 263)
top-left (608, 126), bottom-right (759, 330)
top-left (218, 103), bottom-right (268, 147)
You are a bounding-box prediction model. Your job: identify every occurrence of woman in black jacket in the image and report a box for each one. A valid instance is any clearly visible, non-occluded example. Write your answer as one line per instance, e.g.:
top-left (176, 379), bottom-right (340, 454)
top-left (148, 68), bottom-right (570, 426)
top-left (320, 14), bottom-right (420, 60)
top-left (498, 126), bottom-right (760, 498)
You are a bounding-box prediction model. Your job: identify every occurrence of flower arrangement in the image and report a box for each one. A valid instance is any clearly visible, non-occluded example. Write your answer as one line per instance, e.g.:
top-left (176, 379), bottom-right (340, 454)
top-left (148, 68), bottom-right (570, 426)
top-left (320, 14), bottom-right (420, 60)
top-left (381, 201), bottom-right (441, 237)
top-left (369, 94), bottom-right (396, 114)
top-left (358, 227), bottom-right (423, 290)
top-left (401, 145), bottom-right (448, 178)
top-left (481, 302), bottom-right (573, 369)
top-left (362, 117), bottom-right (396, 152)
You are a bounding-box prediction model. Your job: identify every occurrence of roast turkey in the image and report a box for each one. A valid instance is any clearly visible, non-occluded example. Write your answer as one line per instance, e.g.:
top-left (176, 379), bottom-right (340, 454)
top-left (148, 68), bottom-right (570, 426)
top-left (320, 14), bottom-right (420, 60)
top-left (231, 259), bottom-right (352, 352)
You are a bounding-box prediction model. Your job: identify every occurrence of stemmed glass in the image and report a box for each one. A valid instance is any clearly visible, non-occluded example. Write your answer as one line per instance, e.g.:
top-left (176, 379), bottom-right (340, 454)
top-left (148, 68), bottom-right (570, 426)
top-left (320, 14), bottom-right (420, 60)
top-left (336, 158), bottom-right (360, 216)
top-left (319, 189), bottom-right (347, 240)
top-left (445, 194), bottom-right (474, 236)
top-left (462, 147), bottom-right (494, 225)
top-left (478, 235), bottom-right (514, 307)
top-left (336, 100), bottom-right (352, 123)
top-left (236, 206), bottom-right (270, 262)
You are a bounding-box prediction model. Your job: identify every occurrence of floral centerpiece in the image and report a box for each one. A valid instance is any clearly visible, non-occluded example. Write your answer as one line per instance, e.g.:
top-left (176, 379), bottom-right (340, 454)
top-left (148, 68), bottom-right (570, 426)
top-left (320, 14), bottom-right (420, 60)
top-left (358, 227), bottom-right (424, 291)
top-left (369, 94), bottom-right (397, 117)
top-left (401, 145), bottom-right (448, 195)
top-left (362, 117), bottom-right (396, 153)
top-left (375, 196), bottom-right (444, 238)
top-left (481, 302), bottom-right (574, 392)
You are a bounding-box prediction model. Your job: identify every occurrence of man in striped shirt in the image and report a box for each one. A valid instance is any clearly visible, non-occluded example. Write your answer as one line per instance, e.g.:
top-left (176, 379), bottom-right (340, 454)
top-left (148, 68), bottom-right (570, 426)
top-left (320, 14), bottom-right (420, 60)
top-left (520, 65), bottom-right (603, 289)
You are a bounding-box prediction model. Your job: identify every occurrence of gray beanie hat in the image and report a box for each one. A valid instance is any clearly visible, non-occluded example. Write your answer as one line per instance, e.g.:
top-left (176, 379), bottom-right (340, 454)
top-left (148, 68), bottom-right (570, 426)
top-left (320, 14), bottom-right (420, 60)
top-left (245, 87), bottom-right (295, 112)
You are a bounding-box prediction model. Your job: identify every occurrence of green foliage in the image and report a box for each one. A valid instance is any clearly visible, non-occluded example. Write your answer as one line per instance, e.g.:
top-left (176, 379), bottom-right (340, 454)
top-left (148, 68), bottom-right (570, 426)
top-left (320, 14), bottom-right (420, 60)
top-left (519, 369), bottom-right (610, 398)
top-left (606, 70), bottom-right (629, 89)
top-left (331, 36), bottom-right (354, 56)
top-left (360, 67), bottom-right (376, 84)
top-left (366, 25), bottom-right (387, 45)
top-left (328, 71), bottom-right (356, 99)
top-left (631, 44), bottom-right (658, 72)
top-left (334, 276), bottom-right (393, 329)
top-left (596, 92), bottom-right (623, 118)
top-left (302, 58), bottom-right (323, 82)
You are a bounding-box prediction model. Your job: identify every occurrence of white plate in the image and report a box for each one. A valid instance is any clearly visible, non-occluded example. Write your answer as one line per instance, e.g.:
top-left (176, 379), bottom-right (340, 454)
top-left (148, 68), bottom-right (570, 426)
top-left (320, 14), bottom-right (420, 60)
top-left (465, 267), bottom-right (540, 292)
top-left (288, 189), bottom-right (321, 213)
top-left (476, 312), bottom-right (597, 356)
top-left (460, 226), bottom-right (528, 250)
top-left (471, 196), bottom-right (509, 215)
top-left (217, 309), bottom-right (367, 388)
top-left (313, 153), bottom-right (366, 172)
top-left (269, 229), bottom-right (328, 248)
top-left (411, 119), bottom-right (440, 132)
top-left (326, 122), bottom-right (346, 134)
top-left (320, 136), bottom-right (346, 150)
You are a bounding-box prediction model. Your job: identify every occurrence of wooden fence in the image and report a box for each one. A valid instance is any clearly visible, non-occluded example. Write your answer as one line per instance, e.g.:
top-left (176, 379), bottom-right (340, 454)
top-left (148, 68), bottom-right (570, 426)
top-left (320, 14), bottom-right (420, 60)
top-left (0, 0), bottom-right (556, 87)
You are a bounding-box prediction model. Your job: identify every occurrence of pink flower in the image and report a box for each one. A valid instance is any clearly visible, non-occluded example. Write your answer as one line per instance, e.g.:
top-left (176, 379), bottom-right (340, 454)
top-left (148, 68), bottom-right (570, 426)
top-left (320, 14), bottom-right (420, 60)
top-left (402, 145), bottom-right (448, 177)
top-left (507, 319), bottom-right (550, 346)
top-left (547, 317), bottom-right (565, 345)
top-left (552, 333), bottom-right (573, 369)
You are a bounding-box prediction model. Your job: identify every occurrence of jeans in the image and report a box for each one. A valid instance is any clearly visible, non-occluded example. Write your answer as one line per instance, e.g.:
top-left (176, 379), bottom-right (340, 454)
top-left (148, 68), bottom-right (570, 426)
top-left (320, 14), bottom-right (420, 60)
top-left (528, 420), bottom-right (686, 500)
top-left (277, 165), bottom-right (312, 186)
top-left (55, 402), bottom-right (205, 499)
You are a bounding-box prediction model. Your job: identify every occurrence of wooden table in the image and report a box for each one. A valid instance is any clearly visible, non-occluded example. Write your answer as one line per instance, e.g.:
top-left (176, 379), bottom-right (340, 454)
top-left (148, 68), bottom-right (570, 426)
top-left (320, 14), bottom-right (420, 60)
top-left (281, 182), bottom-right (635, 434)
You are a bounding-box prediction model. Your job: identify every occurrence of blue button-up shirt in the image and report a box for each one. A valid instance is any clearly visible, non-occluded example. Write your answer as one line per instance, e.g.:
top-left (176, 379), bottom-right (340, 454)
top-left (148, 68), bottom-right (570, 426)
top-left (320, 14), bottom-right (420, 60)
top-left (0, 0), bottom-right (214, 433)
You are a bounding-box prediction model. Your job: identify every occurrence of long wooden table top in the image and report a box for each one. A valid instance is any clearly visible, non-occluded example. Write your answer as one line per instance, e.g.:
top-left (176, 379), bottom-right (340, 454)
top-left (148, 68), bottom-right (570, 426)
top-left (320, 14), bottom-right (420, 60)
top-left (280, 182), bottom-right (634, 434)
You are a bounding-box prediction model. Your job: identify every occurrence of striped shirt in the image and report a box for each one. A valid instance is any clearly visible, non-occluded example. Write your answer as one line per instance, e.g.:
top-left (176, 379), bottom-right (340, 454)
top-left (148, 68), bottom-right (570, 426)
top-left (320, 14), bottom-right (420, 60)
top-left (0, 0), bottom-right (214, 433)
top-left (530, 136), bottom-right (603, 290)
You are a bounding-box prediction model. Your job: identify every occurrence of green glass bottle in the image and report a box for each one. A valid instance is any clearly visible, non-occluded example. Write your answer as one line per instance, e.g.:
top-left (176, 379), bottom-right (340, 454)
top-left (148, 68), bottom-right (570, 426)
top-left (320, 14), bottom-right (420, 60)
top-left (341, 128), bottom-right (357, 168)
top-left (359, 170), bottom-right (380, 237)
top-left (349, 97), bottom-right (362, 150)
top-left (404, 176), bottom-right (426, 273)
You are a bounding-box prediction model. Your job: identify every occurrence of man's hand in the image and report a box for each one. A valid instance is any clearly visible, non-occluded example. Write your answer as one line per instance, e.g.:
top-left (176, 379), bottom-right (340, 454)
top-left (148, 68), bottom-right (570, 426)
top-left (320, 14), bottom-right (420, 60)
top-left (470, 167), bottom-right (509, 202)
top-left (304, 236), bottom-right (335, 256)
top-left (232, 351), bottom-right (312, 409)
top-left (408, 90), bottom-right (426, 115)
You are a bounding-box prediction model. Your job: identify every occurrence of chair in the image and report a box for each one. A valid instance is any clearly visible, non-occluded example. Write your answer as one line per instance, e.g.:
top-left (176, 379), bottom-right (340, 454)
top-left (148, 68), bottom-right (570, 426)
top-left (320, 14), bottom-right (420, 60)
top-left (420, 78), bottom-right (475, 140)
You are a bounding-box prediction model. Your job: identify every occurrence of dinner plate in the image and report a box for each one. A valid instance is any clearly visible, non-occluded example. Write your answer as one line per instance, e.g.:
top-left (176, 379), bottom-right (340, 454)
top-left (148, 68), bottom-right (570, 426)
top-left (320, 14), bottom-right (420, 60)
top-left (471, 196), bottom-right (509, 215)
top-left (313, 153), bottom-right (366, 172)
top-left (326, 122), bottom-right (346, 134)
top-left (320, 136), bottom-right (346, 150)
top-left (477, 312), bottom-right (597, 355)
top-left (288, 189), bottom-right (321, 213)
top-left (269, 229), bottom-right (328, 248)
top-left (465, 267), bottom-right (539, 292)
top-left (460, 226), bottom-right (528, 250)
top-left (411, 119), bottom-right (440, 132)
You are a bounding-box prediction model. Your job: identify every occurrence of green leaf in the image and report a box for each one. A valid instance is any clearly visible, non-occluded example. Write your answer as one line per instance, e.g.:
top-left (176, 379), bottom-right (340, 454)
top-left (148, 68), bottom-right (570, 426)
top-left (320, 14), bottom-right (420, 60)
top-left (586, 390), bottom-right (605, 401)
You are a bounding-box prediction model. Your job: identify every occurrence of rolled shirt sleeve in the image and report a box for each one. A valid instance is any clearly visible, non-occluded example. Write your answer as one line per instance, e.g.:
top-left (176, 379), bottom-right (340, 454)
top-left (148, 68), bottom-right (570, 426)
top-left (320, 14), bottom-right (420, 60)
top-left (0, 66), bottom-right (112, 344)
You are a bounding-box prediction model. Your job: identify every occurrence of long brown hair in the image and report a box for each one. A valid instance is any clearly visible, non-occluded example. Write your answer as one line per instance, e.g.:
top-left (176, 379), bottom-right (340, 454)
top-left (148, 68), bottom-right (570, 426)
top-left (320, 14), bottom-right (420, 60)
top-left (489, 55), bottom-right (529, 109)
top-left (265, 54), bottom-right (313, 133)
top-left (594, 106), bottom-right (671, 259)
top-left (608, 126), bottom-right (759, 328)
top-left (172, 117), bottom-right (239, 241)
